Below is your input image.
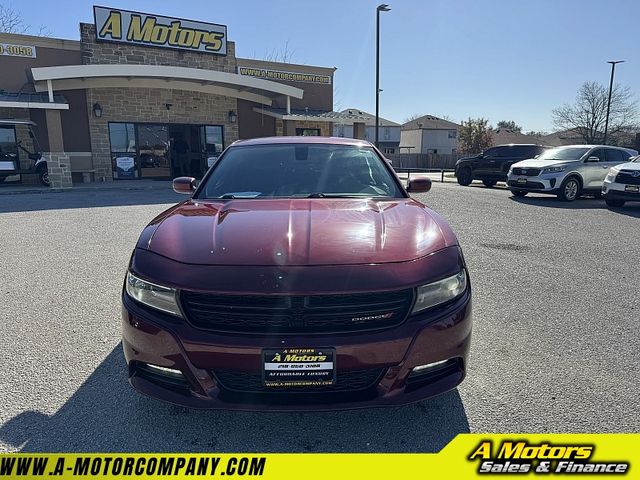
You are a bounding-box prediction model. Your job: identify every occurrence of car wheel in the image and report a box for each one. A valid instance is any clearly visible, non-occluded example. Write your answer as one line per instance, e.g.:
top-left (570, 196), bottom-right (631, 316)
top-left (558, 177), bottom-right (581, 202)
top-left (37, 166), bottom-right (50, 187)
top-left (482, 180), bottom-right (497, 188)
top-left (510, 190), bottom-right (527, 197)
top-left (456, 167), bottom-right (472, 186)
top-left (605, 198), bottom-right (625, 208)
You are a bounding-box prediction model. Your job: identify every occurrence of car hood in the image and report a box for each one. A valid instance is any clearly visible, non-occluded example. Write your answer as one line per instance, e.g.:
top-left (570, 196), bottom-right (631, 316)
top-left (139, 198), bottom-right (456, 266)
top-left (512, 158), bottom-right (576, 169)
top-left (615, 161), bottom-right (640, 171)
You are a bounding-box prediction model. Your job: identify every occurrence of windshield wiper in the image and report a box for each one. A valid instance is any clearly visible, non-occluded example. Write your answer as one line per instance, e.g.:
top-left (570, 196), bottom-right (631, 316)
top-left (219, 194), bottom-right (236, 199)
top-left (306, 193), bottom-right (370, 198)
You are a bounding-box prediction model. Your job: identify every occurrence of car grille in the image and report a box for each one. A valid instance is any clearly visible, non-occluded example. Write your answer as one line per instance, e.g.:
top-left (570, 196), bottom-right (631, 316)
top-left (507, 180), bottom-right (545, 189)
top-left (213, 368), bottom-right (386, 394)
top-left (180, 289), bottom-right (414, 334)
top-left (616, 171), bottom-right (640, 185)
top-left (512, 167), bottom-right (541, 176)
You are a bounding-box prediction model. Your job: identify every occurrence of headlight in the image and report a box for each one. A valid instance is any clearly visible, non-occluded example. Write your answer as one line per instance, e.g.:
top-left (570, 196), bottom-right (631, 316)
top-left (542, 166), bottom-right (566, 173)
top-left (605, 168), bottom-right (619, 181)
top-left (126, 271), bottom-right (183, 317)
top-left (412, 270), bottom-right (468, 314)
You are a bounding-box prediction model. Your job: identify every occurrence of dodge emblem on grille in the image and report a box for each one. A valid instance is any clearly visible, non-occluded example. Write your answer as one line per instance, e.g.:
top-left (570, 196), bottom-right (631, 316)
top-left (351, 312), bottom-right (394, 323)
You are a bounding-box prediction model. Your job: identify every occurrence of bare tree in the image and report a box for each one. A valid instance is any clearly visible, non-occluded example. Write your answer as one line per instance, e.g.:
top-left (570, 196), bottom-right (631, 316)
top-left (403, 113), bottom-right (423, 123)
top-left (0, 3), bottom-right (51, 35)
top-left (263, 40), bottom-right (296, 63)
top-left (552, 81), bottom-right (638, 144)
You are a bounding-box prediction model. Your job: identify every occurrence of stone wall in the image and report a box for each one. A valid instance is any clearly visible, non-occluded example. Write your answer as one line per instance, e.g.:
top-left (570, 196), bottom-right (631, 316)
top-left (86, 87), bottom-right (238, 180)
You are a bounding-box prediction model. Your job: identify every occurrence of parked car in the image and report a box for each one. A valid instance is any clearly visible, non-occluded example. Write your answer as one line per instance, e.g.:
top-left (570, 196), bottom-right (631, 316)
top-left (602, 155), bottom-right (640, 208)
top-left (507, 145), bottom-right (638, 201)
top-left (455, 144), bottom-right (548, 187)
top-left (122, 137), bottom-right (472, 410)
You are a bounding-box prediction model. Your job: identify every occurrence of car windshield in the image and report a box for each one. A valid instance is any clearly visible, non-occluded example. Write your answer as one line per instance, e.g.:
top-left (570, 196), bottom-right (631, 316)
top-left (196, 144), bottom-right (404, 199)
top-left (536, 147), bottom-right (590, 161)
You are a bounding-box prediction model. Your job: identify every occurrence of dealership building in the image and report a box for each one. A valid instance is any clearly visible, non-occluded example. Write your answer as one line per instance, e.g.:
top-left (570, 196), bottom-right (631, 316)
top-left (0, 6), bottom-right (370, 187)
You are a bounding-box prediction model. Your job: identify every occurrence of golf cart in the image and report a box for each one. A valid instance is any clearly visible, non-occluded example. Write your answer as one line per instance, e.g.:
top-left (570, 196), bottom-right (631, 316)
top-left (0, 119), bottom-right (49, 186)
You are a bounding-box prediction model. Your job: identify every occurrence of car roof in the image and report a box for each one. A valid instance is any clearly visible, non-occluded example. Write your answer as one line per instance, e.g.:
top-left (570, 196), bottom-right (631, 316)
top-left (230, 136), bottom-right (374, 147)
top-left (492, 144), bottom-right (546, 147)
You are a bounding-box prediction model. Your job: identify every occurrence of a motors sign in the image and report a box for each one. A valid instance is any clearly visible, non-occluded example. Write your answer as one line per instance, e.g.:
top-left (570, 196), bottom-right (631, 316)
top-left (93, 6), bottom-right (227, 55)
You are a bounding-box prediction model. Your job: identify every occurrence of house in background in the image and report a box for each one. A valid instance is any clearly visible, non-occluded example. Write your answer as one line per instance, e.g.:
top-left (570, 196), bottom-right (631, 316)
top-left (333, 108), bottom-right (401, 154)
top-left (540, 129), bottom-right (586, 147)
top-left (491, 128), bottom-right (546, 146)
top-left (400, 115), bottom-right (460, 154)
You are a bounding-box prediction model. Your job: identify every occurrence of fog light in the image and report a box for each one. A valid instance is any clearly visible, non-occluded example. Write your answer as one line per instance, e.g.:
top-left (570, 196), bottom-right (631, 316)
top-left (144, 363), bottom-right (183, 376)
top-left (412, 359), bottom-right (452, 373)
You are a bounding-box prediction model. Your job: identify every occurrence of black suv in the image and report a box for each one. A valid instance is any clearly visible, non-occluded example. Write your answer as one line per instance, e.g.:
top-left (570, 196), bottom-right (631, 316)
top-left (455, 144), bottom-right (548, 187)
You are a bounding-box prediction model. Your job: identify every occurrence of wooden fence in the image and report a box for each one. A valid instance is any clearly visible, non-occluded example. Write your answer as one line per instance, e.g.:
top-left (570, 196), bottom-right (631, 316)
top-left (387, 153), bottom-right (464, 170)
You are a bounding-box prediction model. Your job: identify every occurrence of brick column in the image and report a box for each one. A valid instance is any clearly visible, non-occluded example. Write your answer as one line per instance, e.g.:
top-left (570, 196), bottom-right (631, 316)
top-left (44, 109), bottom-right (72, 189)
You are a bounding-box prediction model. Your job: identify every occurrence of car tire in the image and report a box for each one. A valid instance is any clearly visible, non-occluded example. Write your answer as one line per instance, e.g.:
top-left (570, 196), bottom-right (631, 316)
top-left (557, 176), bottom-right (581, 202)
top-left (456, 167), bottom-right (472, 186)
top-left (482, 180), bottom-right (497, 188)
top-left (510, 190), bottom-right (527, 197)
top-left (36, 165), bottom-right (50, 187)
top-left (605, 198), bottom-right (625, 208)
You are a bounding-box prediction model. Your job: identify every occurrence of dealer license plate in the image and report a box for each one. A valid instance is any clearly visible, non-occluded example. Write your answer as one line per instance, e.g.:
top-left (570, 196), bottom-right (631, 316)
top-left (263, 348), bottom-right (336, 387)
top-left (516, 177), bottom-right (527, 184)
top-left (625, 185), bottom-right (640, 193)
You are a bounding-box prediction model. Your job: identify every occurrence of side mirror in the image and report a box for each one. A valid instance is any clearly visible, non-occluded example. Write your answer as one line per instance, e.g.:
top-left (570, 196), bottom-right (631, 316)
top-left (386, 158), bottom-right (393, 165)
top-left (173, 176), bottom-right (196, 194)
top-left (585, 156), bottom-right (600, 163)
top-left (406, 176), bottom-right (432, 193)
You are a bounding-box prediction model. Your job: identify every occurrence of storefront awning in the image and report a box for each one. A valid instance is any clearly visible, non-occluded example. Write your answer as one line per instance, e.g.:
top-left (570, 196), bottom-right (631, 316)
top-left (0, 92), bottom-right (69, 110)
top-left (31, 64), bottom-right (304, 106)
top-left (253, 107), bottom-right (370, 123)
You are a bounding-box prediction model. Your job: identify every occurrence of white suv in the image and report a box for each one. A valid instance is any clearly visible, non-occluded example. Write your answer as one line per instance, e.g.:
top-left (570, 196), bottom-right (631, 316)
top-left (602, 155), bottom-right (640, 208)
top-left (507, 145), bottom-right (638, 201)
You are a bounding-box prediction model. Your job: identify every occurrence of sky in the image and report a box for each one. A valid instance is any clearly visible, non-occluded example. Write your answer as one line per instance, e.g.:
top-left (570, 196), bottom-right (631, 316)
top-left (9, 0), bottom-right (640, 132)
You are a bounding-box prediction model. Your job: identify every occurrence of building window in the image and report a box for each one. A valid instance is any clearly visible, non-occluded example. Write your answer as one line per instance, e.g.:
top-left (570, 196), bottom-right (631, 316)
top-left (201, 125), bottom-right (224, 167)
top-left (383, 147), bottom-right (395, 154)
top-left (296, 128), bottom-right (321, 136)
top-left (448, 130), bottom-right (457, 139)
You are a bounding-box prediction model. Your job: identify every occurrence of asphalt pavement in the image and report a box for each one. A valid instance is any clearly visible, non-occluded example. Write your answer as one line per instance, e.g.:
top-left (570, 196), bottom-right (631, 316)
top-left (0, 182), bottom-right (638, 453)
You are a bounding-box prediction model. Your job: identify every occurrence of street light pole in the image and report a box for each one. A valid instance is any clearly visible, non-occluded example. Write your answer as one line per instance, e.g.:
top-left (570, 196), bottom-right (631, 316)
top-left (375, 4), bottom-right (390, 148)
top-left (603, 60), bottom-right (624, 145)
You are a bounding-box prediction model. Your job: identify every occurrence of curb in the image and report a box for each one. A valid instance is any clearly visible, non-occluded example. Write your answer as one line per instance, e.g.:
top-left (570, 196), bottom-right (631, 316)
top-left (0, 184), bottom-right (171, 196)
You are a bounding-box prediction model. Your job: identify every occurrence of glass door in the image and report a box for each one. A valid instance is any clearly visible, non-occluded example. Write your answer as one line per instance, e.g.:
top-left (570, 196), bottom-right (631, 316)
top-left (138, 124), bottom-right (170, 178)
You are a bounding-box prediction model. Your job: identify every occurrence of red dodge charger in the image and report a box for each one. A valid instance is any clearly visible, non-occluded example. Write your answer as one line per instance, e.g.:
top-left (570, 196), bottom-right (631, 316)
top-left (122, 136), bottom-right (472, 410)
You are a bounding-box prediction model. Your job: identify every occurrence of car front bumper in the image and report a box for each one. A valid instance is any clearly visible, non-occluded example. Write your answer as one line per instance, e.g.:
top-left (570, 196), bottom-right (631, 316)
top-left (121, 288), bottom-right (472, 411)
top-left (506, 171), bottom-right (565, 192)
top-left (602, 178), bottom-right (640, 201)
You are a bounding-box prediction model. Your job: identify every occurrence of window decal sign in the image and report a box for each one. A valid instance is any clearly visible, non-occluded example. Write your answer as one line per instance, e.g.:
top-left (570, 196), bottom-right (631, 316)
top-left (93, 6), bottom-right (227, 55)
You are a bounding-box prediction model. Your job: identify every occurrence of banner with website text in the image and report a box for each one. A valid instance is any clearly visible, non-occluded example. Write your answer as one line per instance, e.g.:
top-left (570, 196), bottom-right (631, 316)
top-left (1, 434), bottom-right (638, 479)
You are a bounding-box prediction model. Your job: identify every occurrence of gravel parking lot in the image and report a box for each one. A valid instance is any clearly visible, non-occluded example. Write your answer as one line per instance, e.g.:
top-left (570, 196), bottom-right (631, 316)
top-left (1, 183), bottom-right (639, 453)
